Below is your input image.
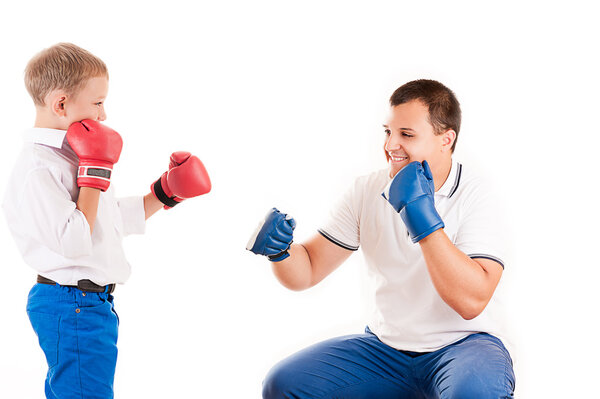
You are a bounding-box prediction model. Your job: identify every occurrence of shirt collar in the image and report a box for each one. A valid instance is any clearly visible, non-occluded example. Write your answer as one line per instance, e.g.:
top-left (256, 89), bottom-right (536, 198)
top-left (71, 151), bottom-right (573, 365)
top-left (436, 160), bottom-right (463, 198)
top-left (22, 128), bottom-right (67, 149)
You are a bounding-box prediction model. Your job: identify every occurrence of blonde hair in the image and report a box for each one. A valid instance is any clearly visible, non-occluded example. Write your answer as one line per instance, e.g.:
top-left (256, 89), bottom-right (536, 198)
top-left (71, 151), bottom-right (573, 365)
top-left (24, 43), bottom-right (108, 106)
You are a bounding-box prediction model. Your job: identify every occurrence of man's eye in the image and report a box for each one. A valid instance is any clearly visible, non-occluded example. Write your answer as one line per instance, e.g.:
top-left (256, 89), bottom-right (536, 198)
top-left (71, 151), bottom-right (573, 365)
top-left (384, 129), bottom-right (391, 135)
top-left (402, 132), bottom-right (413, 138)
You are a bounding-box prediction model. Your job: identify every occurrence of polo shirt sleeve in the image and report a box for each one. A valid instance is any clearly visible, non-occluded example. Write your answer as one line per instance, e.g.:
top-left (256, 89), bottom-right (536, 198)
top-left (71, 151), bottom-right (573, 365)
top-left (116, 196), bottom-right (146, 236)
top-left (454, 179), bottom-right (509, 269)
top-left (318, 178), bottom-right (361, 251)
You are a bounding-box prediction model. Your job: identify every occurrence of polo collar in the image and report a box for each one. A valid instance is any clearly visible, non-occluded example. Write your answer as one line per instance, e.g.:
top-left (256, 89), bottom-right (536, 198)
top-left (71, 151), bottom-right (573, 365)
top-left (22, 128), bottom-right (67, 149)
top-left (436, 160), bottom-right (463, 198)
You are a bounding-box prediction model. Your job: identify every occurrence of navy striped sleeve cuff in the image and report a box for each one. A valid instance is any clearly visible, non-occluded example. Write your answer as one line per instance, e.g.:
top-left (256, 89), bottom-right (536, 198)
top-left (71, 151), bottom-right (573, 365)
top-left (468, 254), bottom-right (505, 269)
top-left (318, 229), bottom-right (359, 251)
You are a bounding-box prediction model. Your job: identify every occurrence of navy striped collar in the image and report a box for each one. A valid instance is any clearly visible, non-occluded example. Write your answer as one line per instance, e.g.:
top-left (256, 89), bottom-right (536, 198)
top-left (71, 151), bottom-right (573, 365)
top-left (436, 161), bottom-right (462, 198)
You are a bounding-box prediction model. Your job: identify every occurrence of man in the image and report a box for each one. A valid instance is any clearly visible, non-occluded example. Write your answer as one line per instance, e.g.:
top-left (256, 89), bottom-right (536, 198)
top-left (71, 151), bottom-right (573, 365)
top-left (247, 79), bottom-right (515, 398)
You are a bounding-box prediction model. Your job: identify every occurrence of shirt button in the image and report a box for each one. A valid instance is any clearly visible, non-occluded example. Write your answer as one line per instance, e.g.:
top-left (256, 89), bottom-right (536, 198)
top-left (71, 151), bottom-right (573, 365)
top-left (75, 309), bottom-right (81, 313)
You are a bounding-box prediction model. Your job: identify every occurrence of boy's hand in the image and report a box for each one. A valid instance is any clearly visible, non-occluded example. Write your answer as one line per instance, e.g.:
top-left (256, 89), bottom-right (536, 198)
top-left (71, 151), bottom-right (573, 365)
top-left (246, 208), bottom-right (296, 262)
top-left (382, 160), bottom-right (444, 243)
top-left (151, 151), bottom-right (211, 209)
top-left (66, 120), bottom-right (123, 192)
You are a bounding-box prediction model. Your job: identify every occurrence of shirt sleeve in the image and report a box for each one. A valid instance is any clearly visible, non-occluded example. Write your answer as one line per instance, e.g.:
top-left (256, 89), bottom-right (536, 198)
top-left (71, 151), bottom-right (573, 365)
top-left (18, 167), bottom-right (93, 258)
top-left (116, 196), bottom-right (146, 236)
top-left (318, 179), bottom-right (361, 251)
top-left (454, 180), bottom-right (509, 269)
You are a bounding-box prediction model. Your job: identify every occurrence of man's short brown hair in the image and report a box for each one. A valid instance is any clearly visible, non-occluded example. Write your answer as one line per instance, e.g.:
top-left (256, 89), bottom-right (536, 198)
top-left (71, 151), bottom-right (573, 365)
top-left (390, 79), bottom-right (461, 152)
top-left (24, 43), bottom-right (108, 106)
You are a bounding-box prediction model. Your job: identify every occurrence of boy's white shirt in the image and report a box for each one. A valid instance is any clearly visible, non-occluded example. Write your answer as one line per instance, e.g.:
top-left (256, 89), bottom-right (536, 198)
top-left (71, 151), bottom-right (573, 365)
top-left (2, 128), bottom-right (145, 286)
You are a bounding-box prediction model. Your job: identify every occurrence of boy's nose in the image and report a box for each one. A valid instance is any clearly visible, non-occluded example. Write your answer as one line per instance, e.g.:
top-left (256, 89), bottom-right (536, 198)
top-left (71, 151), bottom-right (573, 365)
top-left (98, 109), bottom-right (106, 121)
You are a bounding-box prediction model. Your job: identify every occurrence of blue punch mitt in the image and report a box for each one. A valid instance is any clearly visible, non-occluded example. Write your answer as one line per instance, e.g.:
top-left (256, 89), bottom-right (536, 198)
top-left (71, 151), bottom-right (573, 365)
top-left (246, 208), bottom-right (296, 261)
top-left (382, 161), bottom-right (444, 243)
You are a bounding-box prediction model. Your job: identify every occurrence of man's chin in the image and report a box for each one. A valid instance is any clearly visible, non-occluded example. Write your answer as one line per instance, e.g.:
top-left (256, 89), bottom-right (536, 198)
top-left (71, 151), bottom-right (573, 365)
top-left (389, 164), bottom-right (404, 178)
top-left (388, 163), bottom-right (406, 178)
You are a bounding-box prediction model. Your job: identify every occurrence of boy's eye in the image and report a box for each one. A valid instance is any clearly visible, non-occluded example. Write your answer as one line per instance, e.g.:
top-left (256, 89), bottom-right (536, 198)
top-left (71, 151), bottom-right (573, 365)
top-left (95, 102), bottom-right (103, 106)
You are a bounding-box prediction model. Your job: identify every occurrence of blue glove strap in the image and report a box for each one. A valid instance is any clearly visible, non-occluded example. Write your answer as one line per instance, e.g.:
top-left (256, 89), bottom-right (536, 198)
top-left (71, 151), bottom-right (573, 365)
top-left (268, 250), bottom-right (291, 262)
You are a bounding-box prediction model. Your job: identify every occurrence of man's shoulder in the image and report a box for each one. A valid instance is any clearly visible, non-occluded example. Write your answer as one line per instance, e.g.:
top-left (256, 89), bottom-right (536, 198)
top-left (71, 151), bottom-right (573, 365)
top-left (353, 168), bottom-right (389, 189)
top-left (450, 162), bottom-right (507, 210)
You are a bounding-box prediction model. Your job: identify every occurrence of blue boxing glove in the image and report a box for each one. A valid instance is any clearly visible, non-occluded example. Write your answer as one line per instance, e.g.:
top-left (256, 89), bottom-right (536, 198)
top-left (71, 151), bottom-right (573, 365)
top-left (382, 160), bottom-right (444, 243)
top-left (246, 208), bottom-right (296, 262)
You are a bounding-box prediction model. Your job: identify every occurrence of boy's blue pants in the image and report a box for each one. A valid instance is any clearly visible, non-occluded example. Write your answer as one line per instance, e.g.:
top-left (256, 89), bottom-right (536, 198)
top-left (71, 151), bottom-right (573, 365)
top-left (263, 327), bottom-right (515, 398)
top-left (26, 283), bottom-right (119, 399)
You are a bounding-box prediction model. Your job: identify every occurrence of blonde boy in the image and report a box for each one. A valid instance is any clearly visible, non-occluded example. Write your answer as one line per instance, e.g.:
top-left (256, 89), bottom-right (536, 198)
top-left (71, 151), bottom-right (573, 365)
top-left (2, 43), bottom-right (211, 398)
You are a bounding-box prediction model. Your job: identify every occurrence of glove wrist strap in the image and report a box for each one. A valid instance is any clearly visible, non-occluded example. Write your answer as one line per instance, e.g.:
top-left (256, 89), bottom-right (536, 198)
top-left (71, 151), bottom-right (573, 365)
top-left (152, 179), bottom-right (180, 208)
top-left (268, 250), bottom-right (290, 262)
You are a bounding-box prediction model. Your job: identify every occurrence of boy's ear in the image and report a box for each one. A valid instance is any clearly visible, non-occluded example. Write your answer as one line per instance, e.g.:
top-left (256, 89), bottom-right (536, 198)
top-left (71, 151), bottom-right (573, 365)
top-left (47, 91), bottom-right (67, 118)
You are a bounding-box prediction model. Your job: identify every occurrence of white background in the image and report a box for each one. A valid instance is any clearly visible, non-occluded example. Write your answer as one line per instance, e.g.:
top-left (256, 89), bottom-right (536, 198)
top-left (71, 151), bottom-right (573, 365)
top-left (1, 1), bottom-right (598, 397)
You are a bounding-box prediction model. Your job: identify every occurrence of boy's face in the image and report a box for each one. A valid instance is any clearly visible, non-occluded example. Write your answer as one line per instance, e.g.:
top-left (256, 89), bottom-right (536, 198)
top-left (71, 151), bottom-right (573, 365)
top-left (60, 76), bottom-right (108, 128)
top-left (383, 100), bottom-right (452, 178)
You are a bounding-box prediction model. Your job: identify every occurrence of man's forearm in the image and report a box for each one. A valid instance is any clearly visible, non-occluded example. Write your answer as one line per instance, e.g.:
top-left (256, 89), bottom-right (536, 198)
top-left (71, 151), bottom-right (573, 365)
top-left (270, 244), bottom-right (314, 291)
top-left (419, 229), bottom-right (500, 320)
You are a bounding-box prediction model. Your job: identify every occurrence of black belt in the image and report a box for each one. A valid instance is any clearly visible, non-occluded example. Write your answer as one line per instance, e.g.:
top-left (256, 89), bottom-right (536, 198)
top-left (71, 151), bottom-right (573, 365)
top-left (37, 275), bottom-right (115, 294)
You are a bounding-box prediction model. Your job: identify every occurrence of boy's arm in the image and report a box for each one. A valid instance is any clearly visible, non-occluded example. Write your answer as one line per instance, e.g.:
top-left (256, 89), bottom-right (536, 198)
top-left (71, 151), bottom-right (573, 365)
top-left (143, 192), bottom-right (163, 220)
top-left (76, 187), bottom-right (101, 232)
top-left (11, 168), bottom-right (94, 259)
top-left (68, 120), bottom-right (122, 234)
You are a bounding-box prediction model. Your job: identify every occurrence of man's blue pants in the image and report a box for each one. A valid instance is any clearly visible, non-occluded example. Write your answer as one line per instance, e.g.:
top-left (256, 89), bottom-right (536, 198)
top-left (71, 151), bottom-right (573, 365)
top-left (26, 283), bottom-right (119, 399)
top-left (263, 328), bottom-right (515, 398)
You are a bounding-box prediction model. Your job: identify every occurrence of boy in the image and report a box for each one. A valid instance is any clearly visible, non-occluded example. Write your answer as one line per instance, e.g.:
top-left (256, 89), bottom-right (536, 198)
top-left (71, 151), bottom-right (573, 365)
top-left (2, 43), bottom-right (211, 398)
top-left (247, 80), bottom-right (515, 398)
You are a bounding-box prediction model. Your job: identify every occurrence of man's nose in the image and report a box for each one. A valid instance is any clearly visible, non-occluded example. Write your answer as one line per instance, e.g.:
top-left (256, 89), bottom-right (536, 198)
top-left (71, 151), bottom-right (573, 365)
top-left (385, 132), bottom-right (401, 152)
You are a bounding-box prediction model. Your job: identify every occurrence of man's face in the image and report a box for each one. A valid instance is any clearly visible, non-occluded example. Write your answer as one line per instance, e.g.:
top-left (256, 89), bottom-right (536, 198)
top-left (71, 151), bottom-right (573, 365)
top-left (62, 76), bottom-right (109, 127)
top-left (383, 100), bottom-right (448, 178)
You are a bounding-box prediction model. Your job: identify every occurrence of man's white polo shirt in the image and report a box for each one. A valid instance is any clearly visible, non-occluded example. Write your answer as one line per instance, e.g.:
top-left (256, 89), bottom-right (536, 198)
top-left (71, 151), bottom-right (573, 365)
top-left (319, 160), bottom-right (511, 352)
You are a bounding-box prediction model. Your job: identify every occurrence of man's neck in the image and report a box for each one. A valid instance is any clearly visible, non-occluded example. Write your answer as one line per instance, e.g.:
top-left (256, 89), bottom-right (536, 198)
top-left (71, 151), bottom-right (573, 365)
top-left (433, 157), bottom-right (453, 192)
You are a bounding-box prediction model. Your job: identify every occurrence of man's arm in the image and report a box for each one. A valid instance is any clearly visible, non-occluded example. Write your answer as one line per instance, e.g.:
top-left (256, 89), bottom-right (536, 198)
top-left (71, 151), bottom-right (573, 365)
top-left (247, 208), bottom-right (353, 290)
top-left (419, 229), bottom-right (503, 320)
top-left (271, 233), bottom-right (353, 291)
top-left (383, 160), bottom-right (504, 320)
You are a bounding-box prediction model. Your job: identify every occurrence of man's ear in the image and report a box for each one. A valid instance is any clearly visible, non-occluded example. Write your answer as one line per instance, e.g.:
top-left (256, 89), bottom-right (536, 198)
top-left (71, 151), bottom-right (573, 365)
top-left (441, 129), bottom-right (456, 153)
top-left (47, 91), bottom-right (67, 118)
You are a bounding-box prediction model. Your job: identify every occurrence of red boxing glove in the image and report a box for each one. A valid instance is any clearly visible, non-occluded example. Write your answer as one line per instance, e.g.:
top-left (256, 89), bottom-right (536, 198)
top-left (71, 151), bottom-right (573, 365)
top-left (151, 151), bottom-right (211, 209)
top-left (66, 120), bottom-right (123, 192)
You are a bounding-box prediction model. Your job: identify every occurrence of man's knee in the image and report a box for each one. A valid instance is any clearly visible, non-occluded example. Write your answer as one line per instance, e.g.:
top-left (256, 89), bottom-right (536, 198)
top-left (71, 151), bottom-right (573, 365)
top-left (442, 375), bottom-right (514, 399)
